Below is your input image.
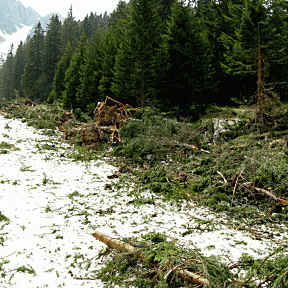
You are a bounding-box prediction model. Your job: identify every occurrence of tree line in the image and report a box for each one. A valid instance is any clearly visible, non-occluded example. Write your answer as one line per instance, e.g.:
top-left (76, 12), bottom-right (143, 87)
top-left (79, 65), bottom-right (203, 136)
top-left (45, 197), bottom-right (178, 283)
top-left (0, 0), bottom-right (287, 118)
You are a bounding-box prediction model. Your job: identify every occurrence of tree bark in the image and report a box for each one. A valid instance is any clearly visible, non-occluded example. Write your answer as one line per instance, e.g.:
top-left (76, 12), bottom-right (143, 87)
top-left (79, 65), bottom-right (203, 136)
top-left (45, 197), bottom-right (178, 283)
top-left (256, 24), bottom-right (263, 124)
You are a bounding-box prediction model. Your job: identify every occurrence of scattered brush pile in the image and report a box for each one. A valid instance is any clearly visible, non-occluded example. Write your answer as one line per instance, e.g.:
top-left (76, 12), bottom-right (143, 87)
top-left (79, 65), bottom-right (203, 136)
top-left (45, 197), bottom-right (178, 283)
top-left (114, 104), bottom-right (288, 222)
top-left (92, 232), bottom-right (288, 287)
top-left (0, 100), bottom-right (63, 133)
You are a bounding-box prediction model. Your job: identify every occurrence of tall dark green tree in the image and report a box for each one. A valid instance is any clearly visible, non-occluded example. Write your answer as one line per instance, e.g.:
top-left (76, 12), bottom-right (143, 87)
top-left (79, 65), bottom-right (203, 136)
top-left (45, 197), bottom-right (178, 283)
top-left (0, 45), bottom-right (15, 100)
top-left (112, 0), bottom-right (162, 106)
top-left (196, 0), bottom-right (244, 104)
top-left (22, 22), bottom-right (45, 101)
top-left (76, 30), bottom-right (104, 112)
top-left (220, 0), bottom-right (288, 119)
top-left (47, 42), bottom-right (73, 103)
top-left (14, 41), bottom-right (25, 98)
top-left (265, 0), bottom-right (288, 100)
top-left (62, 35), bottom-right (87, 109)
top-left (158, 1), bottom-right (211, 112)
top-left (98, 1), bottom-right (129, 99)
top-left (62, 6), bottom-right (79, 48)
top-left (42, 14), bottom-right (63, 100)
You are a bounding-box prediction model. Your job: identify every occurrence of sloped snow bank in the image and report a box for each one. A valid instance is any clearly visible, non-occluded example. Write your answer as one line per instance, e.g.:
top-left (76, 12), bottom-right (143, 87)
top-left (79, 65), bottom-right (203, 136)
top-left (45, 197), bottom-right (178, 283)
top-left (0, 115), bottom-right (286, 287)
top-left (0, 25), bottom-right (32, 56)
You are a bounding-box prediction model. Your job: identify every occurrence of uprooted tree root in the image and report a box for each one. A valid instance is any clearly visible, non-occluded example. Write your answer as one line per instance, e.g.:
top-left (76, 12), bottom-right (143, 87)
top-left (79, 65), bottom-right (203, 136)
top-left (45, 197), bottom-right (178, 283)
top-left (62, 97), bottom-right (138, 147)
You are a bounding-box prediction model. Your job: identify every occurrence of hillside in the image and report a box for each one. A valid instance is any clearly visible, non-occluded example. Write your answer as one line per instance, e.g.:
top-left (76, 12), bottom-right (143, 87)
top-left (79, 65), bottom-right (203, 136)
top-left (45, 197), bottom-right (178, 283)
top-left (0, 100), bottom-right (287, 287)
top-left (0, 0), bottom-right (39, 35)
top-left (0, 0), bottom-right (55, 57)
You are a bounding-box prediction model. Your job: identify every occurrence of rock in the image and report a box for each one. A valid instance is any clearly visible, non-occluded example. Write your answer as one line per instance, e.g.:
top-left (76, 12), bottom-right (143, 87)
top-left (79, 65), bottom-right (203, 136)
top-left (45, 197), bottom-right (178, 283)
top-left (213, 118), bottom-right (240, 138)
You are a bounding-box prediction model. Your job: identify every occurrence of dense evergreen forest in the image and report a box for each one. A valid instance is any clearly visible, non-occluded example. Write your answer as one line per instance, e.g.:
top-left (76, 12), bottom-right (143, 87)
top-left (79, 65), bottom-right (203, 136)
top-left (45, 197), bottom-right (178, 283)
top-left (0, 0), bottom-right (288, 118)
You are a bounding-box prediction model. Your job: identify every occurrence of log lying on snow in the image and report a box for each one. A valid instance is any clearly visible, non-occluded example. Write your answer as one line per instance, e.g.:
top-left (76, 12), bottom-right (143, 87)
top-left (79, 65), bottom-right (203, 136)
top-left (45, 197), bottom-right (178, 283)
top-left (92, 231), bottom-right (210, 287)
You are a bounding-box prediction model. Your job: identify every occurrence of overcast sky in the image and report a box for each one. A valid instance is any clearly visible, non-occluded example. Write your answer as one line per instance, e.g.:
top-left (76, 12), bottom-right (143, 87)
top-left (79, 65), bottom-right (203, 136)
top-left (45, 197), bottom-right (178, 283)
top-left (20, 0), bottom-right (126, 20)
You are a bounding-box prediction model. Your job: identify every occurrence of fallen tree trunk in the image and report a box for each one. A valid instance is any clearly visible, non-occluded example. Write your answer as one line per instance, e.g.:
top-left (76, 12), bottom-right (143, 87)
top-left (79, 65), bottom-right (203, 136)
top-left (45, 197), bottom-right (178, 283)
top-left (92, 231), bottom-right (210, 287)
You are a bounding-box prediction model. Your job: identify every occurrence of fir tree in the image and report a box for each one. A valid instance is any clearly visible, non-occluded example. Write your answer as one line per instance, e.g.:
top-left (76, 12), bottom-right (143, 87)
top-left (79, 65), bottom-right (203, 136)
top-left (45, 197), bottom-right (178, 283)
top-left (76, 30), bottom-right (104, 113)
top-left (0, 45), bottom-right (15, 100)
top-left (158, 1), bottom-right (211, 111)
top-left (14, 41), bottom-right (25, 98)
top-left (22, 22), bottom-right (45, 101)
top-left (48, 42), bottom-right (73, 104)
top-left (62, 6), bottom-right (79, 48)
top-left (112, 0), bottom-right (162, 106)
top-left (62, 35), bottom-right (87, 109)
top-left (42, 14), bottom-right (63, 100)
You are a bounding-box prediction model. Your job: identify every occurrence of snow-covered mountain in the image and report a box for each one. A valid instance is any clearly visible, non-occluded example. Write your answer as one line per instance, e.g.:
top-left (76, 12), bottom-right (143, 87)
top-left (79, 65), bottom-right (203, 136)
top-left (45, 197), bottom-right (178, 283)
top-left (0, 0), bottom-right (51, 58)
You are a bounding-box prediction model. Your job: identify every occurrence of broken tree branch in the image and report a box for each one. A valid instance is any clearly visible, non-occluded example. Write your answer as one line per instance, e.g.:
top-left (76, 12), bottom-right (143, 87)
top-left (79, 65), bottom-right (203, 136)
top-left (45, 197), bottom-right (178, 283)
top-left (242, 183), bottom-right (288, 206)
top-left (232, 169), bottom-right (245, 204)
top-left (92, 231), bottom-right (210, 287)
top-left (217, 171), bottom-right (228, 184)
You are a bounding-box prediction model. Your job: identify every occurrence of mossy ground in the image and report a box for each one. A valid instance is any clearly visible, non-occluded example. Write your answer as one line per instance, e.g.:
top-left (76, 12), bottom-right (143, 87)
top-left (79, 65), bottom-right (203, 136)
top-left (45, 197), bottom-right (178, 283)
top-left (113, 104), bottom-right (288, 224)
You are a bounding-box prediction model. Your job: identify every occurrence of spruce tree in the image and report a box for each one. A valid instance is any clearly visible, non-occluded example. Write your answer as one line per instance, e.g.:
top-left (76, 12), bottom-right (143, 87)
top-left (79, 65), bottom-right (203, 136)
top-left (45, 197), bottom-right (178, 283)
top-left (112, 0), bottom-right (162, 106)
top-left (22, 22), bottom-right (45, 101)
top-left (158, 1), bottom-right (211, 111)
top-left (14, 41), bottom-right (25, 98)
top-left (62, 6), bottom-right (79, 48)
top-left (76, 31), bottom-right (104, 113)
top-left (220, 0), bottom-right (287, 120)
top-left (0, 45), bottom-right (15, 100)
top-left (48, 42), bottom-right (73, 104)
top-left (43, 14), bottom-right (63, 100)
top-left (62, 35), bottom-right (86, 109)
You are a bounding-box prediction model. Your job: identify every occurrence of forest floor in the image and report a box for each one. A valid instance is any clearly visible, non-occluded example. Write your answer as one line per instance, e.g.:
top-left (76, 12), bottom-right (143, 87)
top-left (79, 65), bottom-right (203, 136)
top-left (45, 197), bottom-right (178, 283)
top-left (0, 102), bottom-right (287, 287)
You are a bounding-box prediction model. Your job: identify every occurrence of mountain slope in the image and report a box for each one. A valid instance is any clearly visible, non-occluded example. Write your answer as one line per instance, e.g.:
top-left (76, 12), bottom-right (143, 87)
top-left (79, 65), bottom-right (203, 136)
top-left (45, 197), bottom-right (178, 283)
top-left (0, 0), bottom-right (40, 35)
top-left (0, 0), bottom-right (55, 58)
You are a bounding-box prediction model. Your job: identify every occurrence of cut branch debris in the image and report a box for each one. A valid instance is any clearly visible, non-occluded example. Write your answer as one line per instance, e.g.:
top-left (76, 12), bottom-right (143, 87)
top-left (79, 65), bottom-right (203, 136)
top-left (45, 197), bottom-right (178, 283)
top-left (92, 231), bottom-right (210, 287)
top-left (242, 183), bottom-right (288, 206)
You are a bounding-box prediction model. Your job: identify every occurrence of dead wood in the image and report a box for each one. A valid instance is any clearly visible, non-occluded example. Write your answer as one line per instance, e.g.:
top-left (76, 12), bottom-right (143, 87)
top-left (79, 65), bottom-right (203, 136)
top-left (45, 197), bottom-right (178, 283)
top-left (92, 231), bottom-right (210, 287)
top-left (62, 97), bottom-right (136, 145)
top-left (217, 171), bottom-right (228, 184)
top-left (242, 182), bottom-right (288, 206)
top-left (232, 169), bottom-right (245, 204)
top-left (94, 96), bottom-right (137, 144)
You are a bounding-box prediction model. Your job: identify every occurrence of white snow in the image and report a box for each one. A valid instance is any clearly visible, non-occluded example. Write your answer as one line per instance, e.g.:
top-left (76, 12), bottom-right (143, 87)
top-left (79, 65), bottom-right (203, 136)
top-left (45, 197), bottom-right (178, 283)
top-left (0, 114), bottom-right (286, 287)
top-left (0, 25), bottom-right (32, 56)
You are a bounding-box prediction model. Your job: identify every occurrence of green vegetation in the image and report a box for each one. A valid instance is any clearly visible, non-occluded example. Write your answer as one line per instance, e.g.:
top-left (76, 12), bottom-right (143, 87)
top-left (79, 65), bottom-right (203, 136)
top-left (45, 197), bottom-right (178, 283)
top-left (114, 104), bottom-right (288, 223)
top-left (0, 141), bottom-right (18, 154)
top-left (0, 211), bottom-right (9, 246)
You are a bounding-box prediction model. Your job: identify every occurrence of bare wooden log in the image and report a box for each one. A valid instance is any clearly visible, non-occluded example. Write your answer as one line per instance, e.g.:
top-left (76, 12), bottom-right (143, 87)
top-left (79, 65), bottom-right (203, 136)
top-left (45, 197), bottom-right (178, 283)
top-left (92, 231), bottom-right (210, 287)
top-left (92, 231), bottom-right (139, 255)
